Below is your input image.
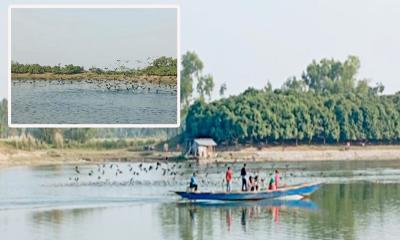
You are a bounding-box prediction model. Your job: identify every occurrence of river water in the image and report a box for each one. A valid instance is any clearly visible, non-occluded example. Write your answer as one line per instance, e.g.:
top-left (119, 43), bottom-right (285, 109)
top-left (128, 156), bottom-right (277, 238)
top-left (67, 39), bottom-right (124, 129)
top-left (11, 80), bottom-right (177, 124)
top-left (1, 160), bottom-right (400, 240)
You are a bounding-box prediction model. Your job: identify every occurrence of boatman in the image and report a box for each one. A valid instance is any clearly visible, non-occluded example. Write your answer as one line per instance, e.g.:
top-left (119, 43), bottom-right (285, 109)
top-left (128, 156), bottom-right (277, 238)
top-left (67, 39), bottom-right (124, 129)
top-left (241, 164), bottom-right (247, 191)
top-left (189, 172), bottom-right (198, 192)
top-left (225, 167), bottom-right (233, 192)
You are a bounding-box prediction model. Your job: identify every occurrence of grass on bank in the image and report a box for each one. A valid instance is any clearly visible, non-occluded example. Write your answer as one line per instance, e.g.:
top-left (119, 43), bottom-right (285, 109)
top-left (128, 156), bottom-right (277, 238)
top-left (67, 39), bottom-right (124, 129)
top-left (1, 136), bottom-right (163, 151)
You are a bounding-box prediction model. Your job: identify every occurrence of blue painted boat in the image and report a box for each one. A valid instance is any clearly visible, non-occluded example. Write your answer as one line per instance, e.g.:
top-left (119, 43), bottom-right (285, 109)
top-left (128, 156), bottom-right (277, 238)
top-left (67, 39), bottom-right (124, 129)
top-left (174, 183), bottom-right (321, 201)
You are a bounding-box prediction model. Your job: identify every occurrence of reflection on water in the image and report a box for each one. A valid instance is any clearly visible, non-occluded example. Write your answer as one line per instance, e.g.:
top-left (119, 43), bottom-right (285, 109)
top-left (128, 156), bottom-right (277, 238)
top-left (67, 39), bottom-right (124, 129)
top-left (1, 160), bottom-right (400, 239)
top-left (158, 183), bottom-right (400, 240)
top-left (11, 80), bottom-right (177, 124)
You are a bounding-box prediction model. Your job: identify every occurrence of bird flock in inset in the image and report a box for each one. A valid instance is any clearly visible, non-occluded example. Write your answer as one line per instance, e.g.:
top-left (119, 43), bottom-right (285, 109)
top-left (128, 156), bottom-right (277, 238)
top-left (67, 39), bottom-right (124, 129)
top-left (13, 79), bottom-right (177, 96)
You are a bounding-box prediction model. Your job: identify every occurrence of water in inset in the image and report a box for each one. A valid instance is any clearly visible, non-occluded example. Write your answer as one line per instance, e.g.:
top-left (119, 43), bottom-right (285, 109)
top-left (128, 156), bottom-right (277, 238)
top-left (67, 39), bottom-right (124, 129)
top-left (11, 80), bottom-right (177, 124)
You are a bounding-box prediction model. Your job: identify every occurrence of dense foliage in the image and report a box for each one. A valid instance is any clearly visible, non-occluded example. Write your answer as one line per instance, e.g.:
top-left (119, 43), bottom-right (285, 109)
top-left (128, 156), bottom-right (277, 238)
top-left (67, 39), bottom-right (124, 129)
top-left (186, 56), bottom-right (400, 145)
top-left (139, 56), bottom-right (177, 76)
top-left (11, 62), bottom-right (84, 74)
top-left (186, 90), bottom-right (400, 144)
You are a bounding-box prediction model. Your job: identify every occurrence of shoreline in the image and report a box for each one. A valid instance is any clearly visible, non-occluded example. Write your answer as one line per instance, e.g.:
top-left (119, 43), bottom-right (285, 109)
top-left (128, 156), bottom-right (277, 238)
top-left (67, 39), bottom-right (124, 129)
top-left (0, 147), bottom-right (182, 169)
top-left (212, 145), bottom-right (400, 163)
top-left (11, 73), bottom-right (177, 85)
top-left (1, 144), bottom-right (400, 168)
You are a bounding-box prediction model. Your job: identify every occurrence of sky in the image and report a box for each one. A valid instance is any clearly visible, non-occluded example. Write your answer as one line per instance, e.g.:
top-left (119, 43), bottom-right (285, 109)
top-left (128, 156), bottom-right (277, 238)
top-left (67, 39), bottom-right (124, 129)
top-left (2, 0), bottom-right (400, 99)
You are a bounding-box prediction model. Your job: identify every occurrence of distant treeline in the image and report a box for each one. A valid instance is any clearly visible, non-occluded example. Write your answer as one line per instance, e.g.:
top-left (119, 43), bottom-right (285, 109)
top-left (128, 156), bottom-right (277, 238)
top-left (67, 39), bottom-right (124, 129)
top-left (11, 63), bottom-right (84, 74)
top-left (186, 56), bottom-right (400, 145)
top-left (138, 56), bottom-right (177, 76)
top-left (11, 56), bottom-right (177, 76)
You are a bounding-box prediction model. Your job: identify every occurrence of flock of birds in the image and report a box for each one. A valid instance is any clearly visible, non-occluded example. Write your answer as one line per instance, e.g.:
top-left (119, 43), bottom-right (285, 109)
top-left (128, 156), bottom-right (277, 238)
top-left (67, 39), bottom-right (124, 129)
top-left (14, 79), bottom-right (177, 96)
top-left (66, 162), bottom-right (330, 188)
top-left (100, 80), bottom-right (177, 95)
top-left (68, 162), bottom-right (194, 186)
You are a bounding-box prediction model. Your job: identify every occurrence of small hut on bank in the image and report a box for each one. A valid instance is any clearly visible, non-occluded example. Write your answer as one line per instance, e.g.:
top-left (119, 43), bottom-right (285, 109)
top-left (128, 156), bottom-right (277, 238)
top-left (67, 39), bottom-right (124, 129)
top-left (187, 138), bottom-right (217, 159)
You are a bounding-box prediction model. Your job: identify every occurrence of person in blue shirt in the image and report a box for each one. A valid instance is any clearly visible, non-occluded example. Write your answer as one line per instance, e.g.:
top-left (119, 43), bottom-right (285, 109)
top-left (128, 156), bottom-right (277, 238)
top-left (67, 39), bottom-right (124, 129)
top-left (189, 172), bottom-right (198, 191)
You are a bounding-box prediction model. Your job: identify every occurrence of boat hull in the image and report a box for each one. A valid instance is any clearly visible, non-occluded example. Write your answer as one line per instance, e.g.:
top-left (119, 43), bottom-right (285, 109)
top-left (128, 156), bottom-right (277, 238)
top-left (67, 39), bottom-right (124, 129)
top-left (174, 183), bottom-right (321, 201)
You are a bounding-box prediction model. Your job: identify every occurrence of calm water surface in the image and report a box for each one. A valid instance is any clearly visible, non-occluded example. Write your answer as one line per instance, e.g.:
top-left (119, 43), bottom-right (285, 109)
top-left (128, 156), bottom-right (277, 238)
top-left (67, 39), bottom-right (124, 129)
top-left (11, 80), bottom-right (177, 124)
top-left (1, 160), bottom-right (400, 240)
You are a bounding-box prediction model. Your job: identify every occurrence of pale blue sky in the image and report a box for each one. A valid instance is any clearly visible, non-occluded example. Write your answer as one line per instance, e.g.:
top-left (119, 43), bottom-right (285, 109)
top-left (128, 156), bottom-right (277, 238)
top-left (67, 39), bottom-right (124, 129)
top-left (2, 0), bottom-right (400, 99)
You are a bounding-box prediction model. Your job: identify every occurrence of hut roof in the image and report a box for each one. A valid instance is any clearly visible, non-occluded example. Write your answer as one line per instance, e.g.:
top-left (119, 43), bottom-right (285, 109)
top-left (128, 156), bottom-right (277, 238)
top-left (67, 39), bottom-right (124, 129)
top-left (194, 138), bottom-right (217, 146)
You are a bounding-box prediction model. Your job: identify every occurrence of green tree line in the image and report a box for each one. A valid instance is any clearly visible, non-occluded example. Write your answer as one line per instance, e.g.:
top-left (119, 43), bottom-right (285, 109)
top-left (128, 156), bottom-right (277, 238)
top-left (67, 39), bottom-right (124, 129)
top-left (11, 56), bottom-right (177, 76)
top-left (185, 56), bottom-right (400, 145)
top-left (138, 56), bottom-right (177, 76)
top-left (11, 62), bottom-right (84, 74)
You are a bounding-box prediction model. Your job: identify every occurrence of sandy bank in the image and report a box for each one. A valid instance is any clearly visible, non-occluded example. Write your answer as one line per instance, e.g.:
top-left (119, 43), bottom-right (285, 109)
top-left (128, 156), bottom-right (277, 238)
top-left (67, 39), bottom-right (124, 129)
top-left (1, 144), bottom-right (400, 168)
top-left (0, 146), bottom-right (180, 168)
top-left (213, 145), bottom-right (400, 162)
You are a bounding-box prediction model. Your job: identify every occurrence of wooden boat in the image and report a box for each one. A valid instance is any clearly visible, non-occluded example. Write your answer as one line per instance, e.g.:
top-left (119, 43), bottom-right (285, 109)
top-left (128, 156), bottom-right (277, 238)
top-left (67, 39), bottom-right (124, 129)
top-left (174, 183), bottom-right (321, 201)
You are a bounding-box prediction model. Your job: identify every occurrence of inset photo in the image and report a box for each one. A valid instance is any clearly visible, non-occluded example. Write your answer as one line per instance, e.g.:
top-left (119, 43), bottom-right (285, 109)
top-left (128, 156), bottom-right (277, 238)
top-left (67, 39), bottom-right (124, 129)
top-left (9, 5), bottom-right (179, 127)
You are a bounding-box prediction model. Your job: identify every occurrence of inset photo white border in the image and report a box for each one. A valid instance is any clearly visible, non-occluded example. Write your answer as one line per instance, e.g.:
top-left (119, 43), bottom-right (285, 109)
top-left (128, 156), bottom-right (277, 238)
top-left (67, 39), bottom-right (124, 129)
top-left (8, 4), bottom-right (180, 128)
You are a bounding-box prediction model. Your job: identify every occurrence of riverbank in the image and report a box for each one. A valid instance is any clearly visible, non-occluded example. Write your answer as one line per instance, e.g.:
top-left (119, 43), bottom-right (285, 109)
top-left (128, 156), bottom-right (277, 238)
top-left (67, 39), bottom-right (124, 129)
top-left (0, 145), bottom-right (181, 168)
top-left (214, 145), bottom-right (400, 162)
top-left (1, 143), bottom-right (400, 168)
top-left (11, 73), bottom-right (177, 85)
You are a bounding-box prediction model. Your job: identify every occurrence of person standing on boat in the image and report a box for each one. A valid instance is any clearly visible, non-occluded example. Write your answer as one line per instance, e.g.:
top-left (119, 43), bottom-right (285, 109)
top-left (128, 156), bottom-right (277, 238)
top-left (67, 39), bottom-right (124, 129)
top-left (254, 176), bottom-right (260, 191)
top-left (274, 169), bottom-right (280, 189)
top-left (268, 176), bottom-right (276, 190)
top-left (189, 172), bottom-right (198, 192)
top-left (225, 167), bottom-right (233, 192)
top-left (241, 164), bottom-right (247, 191)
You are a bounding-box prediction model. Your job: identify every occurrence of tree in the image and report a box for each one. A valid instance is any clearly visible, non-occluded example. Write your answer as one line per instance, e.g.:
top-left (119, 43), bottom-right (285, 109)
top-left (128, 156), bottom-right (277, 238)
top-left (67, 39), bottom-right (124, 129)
top-left (141, 57), bottom-right (177, 76)
top-left (180, 51), bottom-right (214, 106)
top-left (197, 74), bottom-right (214, 100)
top-left (180, 51), bottom-right (203, 107)
top-left (282, 76), bottom-right (306, 92)
top-left (263, 81), bottom-right (273, 93)
top-left (356, 79), bottom-right (370, 96)
top-left (302, 56), bottom-right (360, 94)
top-left (219, 83), bottom-right (227, 97)
top-left (371, 82), bottom-right (385, 95)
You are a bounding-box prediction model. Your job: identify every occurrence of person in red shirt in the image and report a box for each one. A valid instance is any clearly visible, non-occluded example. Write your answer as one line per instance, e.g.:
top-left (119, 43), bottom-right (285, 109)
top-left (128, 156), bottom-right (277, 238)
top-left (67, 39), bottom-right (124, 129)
top-left (225, 167), bottom-right (233, 192)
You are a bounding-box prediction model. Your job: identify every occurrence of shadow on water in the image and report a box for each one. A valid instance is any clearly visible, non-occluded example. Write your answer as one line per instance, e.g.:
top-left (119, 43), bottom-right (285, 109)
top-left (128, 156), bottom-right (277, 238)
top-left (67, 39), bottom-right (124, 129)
top-left (158, 197), bottom-right (319, 239)
top-left (176, 198), bottom-right (318, 210)
top-left (304, 182), bottom-right (400, 240)
top-left (31, 207), bottom-right (95, 226)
